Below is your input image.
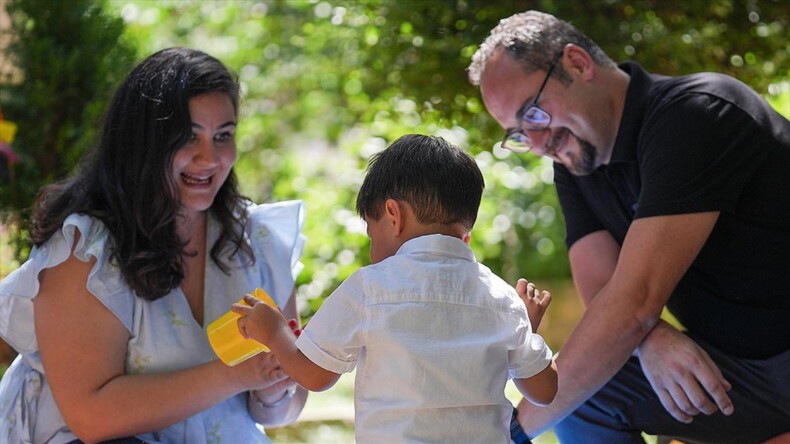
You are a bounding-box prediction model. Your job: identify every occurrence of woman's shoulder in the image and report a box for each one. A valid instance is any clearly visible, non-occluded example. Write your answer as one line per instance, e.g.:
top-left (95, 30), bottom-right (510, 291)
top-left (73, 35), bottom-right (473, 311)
top-left (246, 200), bottom-right (305, 229)
top-left (0, 213), bottom-right (134, 353)
top-left (240, 200), bottom-right (306, 307)
top-left (61, 213), bottom-right (112, 255)
top-left (245, 200), bottom-right (305, 248)
top-left (10, 213), bottom-right (111, 279)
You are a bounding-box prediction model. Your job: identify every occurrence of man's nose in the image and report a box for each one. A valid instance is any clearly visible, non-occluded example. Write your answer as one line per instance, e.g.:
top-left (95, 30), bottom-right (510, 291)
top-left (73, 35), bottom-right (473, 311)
top-left (524, 128), bottom-right (552, 155)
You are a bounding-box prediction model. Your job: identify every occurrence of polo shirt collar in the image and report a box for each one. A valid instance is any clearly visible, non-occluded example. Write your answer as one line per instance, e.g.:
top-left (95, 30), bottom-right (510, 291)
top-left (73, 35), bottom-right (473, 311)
top-left (609, 61), bottom-right (653, 164)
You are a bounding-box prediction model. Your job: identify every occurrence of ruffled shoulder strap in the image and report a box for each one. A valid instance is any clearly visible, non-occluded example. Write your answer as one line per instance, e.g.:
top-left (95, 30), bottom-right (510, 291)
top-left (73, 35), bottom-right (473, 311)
top-left (246, 201), bottom-right (306, 307)
top-left (0, 214), bottom-right (135, 353)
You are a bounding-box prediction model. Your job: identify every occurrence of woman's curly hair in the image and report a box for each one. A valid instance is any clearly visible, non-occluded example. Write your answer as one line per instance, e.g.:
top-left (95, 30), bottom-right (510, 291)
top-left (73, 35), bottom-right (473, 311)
top-left (31, 47), bottom-right (253, 301)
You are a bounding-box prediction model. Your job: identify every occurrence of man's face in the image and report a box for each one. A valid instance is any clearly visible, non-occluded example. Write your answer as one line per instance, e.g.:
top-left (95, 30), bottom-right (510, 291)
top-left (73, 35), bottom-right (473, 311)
top-left (479, 50), bottom-right (604, 176)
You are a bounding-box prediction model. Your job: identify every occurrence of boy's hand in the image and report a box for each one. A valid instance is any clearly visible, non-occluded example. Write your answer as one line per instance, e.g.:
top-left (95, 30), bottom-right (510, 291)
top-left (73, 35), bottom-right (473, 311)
top-left (516, 278), bottom-right (551, 333)
top-left (232, 293), bottom-right (289, 345)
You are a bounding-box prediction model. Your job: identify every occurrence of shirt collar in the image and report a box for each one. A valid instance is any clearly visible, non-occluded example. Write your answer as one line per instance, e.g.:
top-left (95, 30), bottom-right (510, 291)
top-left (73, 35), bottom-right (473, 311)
top-left (609, 61), bottom-right (653, 164)
top-left (395, 234), bottom-right (477, 263)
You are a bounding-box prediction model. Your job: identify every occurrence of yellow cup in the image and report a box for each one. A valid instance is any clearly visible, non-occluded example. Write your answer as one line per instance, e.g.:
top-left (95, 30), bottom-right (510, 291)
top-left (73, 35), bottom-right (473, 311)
top-left (207, 288), bottom-right (278, 366)
top-left (0, 120), bottom-right (18, 144)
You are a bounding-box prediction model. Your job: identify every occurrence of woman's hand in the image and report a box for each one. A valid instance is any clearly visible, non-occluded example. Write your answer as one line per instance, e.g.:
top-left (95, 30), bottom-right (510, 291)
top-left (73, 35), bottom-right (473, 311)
top-left (232, 351), bottom-right (297, 401)
top-left (232, 340), bottom-right (306, 427)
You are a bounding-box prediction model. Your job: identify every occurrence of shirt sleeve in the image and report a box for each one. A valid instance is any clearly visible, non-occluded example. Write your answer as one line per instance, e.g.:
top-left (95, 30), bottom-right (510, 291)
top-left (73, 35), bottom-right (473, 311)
top-left (636, 91), bottom-right (771, 218)
top-left (554, 162), bottom-right (606, 248)
top-left (0, 214), bottom-right (135, 353)
top-left (508, 330), bottom-right (553, 380)
top-left (295, 272), bottom-right (367, 374)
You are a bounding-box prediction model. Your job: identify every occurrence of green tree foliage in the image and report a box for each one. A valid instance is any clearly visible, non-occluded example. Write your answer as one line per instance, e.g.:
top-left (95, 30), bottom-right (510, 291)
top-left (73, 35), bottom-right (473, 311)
top-left (111, 0), bottom-right (786, 320)
top-left (0, 0), bottom-right (136, 258)
top-left (2, 0), bottom-right (787, 323)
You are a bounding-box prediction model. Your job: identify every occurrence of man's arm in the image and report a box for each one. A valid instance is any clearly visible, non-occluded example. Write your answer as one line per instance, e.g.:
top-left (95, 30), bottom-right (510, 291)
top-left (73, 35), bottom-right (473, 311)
top-left (635, 321), bottom-right (733, 422)
top-left (516, 211), bottom-right (721, 436)
top-left (567, 230), bottom-right (619, 307)
top-left (560, 228), bottom-right (733, 423)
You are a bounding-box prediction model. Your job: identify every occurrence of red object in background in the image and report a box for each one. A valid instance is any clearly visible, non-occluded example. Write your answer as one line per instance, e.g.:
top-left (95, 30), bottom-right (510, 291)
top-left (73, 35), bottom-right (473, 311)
top-left (0, 109), bottom-right (20, 183)
top-left (0, 140), bottom-right (20, 164)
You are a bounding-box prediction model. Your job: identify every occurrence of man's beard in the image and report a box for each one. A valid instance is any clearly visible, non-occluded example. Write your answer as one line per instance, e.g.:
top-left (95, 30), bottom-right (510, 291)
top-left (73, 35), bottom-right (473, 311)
top-left (575, 138), bottom-right (598, 175)
top-left (558, 130), bottom-right (598, 176)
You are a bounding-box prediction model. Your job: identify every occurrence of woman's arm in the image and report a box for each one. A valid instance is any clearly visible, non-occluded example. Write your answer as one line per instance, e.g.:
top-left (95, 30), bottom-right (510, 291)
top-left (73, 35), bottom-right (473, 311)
top-left (34, 241), bottom-right (274, 442)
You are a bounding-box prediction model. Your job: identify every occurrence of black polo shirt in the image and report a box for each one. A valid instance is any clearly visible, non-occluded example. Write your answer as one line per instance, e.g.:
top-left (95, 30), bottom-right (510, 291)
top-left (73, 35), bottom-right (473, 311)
top-left (554, 62), bottom-right (790, 359)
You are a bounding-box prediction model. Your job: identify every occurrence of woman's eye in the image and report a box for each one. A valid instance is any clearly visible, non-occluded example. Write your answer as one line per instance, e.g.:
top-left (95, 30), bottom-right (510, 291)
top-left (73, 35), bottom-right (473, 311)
top-left (215, 131), bottom-right (234, 142)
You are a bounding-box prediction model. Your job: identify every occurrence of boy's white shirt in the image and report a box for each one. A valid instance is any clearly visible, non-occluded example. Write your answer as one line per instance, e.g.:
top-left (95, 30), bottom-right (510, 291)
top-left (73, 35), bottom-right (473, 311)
top-left (296, 234), bottom-right (552, 444)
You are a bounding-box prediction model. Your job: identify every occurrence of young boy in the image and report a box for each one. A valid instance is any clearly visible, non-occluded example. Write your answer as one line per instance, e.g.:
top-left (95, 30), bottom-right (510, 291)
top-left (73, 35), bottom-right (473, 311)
top-left (233, 134), bottom-right (558, 443)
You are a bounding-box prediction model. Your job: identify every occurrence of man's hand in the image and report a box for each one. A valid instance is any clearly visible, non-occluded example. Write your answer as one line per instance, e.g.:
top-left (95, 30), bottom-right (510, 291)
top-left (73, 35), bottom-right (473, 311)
top-left (637, 321), bottom-right (734, 422)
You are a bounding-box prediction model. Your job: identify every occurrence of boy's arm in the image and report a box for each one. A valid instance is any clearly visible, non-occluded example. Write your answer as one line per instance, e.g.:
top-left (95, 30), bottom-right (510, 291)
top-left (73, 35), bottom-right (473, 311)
top-left (516, 279), bottom-right (551, 332)
top-left (265, 324), bottom-right (341, 392)
top-left (513, 359), bottom-right (558, 406)
top-left (233, 297), bottom-right (341, 392)
top-left (513, 280), bottom-right (556, 405)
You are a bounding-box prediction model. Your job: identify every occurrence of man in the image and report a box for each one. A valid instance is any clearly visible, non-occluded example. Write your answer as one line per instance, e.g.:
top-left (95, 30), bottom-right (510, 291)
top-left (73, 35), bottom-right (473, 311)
top-left (468, 10), bottom-right (790, 444)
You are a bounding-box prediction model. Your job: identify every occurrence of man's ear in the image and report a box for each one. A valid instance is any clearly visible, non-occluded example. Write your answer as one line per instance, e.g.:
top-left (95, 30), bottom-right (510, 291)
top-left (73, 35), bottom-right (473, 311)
top-left (384, 198), bottom-right (406, 236)
top-left (563, 43), bottom-right (595, 81)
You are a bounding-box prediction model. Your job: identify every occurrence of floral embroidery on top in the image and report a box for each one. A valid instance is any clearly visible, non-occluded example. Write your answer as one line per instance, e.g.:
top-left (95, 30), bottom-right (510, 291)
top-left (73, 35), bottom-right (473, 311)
top-left (129, 353), bottom-right (153, 374)
top-left (166, 309), bottom-right (187, 327)
top-left (87, 241), bottom-right (102, 259)
top-left (207, 422), bottom-right (222, 444)
top-left (255, 225), bottom-right (269, 238)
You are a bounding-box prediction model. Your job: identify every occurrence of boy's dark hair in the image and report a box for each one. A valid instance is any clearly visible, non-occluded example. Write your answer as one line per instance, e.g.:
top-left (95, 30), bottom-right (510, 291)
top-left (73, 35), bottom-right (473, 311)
top-left (356, 134), bottom-right (484, 231)
top-left (30, 47), bottom-right (251, 301)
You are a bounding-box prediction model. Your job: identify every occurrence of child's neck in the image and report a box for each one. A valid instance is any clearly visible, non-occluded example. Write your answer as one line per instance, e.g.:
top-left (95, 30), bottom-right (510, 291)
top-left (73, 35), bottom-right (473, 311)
top-left (402, 223), bottom-right (468, 243)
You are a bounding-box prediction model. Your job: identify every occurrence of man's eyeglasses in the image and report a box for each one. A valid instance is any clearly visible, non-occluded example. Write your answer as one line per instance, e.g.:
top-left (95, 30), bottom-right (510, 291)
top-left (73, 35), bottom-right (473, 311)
top-left (500, 55), bottom-right (561, 153)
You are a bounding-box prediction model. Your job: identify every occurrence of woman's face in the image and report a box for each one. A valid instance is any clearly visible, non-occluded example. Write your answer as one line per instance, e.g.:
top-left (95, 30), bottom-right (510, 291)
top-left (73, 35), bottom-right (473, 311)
top-left (172, 92), bottom-right (237, 220)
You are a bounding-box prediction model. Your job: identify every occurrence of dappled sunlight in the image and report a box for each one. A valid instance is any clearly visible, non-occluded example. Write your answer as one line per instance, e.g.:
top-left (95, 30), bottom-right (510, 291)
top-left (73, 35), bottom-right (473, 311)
top-left (1, 1), bottom-right (787, 441)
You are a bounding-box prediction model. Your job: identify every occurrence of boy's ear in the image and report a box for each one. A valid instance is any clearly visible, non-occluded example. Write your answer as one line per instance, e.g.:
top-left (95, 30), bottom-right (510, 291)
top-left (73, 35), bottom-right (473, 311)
top-left (384, 199), bottom-right (406, 236)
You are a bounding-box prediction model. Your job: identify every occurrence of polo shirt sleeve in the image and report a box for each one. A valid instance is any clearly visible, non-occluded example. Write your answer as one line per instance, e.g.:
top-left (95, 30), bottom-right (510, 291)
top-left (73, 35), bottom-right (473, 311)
top-left (554, 162), bottom-right (606, 248)
top-left (635, 90), bottom-right (770, 218)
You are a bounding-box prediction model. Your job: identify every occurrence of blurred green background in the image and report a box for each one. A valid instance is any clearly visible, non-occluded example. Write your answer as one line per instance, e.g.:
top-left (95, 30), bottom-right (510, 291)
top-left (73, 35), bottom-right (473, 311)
top-left (0, 0), bottom-right (787, 442)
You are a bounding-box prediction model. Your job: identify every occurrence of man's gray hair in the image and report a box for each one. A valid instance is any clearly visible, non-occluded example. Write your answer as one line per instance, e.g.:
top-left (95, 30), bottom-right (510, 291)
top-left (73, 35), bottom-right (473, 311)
top-left (468, 10), bottom-right (616, 86)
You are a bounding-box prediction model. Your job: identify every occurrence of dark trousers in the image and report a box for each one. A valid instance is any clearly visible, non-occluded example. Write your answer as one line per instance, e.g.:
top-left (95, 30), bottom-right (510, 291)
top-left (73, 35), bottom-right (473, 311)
top-left (553, 335), bottom-right (790, 444)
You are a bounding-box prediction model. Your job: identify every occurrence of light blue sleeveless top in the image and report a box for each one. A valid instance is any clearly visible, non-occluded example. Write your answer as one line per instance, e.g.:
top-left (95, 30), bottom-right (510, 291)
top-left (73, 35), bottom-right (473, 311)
top-left (0, 201), bottom-right (305, 443)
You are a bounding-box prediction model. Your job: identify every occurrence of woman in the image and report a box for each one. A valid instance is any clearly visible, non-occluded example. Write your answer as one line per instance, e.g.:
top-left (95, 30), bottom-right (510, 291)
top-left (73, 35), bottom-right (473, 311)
top-left (0, 47), bottom-right (307, 443)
